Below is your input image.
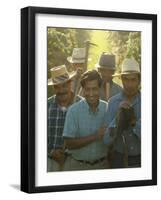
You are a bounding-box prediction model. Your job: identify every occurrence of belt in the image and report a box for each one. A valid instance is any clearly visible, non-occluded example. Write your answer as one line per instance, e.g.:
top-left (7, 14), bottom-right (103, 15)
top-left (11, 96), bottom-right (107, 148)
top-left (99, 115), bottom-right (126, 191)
top-left (75, 157), bottom-right (106, 166)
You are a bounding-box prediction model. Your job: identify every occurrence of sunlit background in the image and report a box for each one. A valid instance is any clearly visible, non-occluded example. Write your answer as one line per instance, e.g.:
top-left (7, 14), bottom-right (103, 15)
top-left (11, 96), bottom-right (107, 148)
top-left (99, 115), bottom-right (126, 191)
top-left (47, 28), bottom-right (141, 97)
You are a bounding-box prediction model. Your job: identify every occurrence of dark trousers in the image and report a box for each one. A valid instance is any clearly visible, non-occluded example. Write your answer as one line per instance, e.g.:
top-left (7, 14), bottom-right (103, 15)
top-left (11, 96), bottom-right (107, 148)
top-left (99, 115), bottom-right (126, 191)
top-left (111, 151), bottom-right (141, 169)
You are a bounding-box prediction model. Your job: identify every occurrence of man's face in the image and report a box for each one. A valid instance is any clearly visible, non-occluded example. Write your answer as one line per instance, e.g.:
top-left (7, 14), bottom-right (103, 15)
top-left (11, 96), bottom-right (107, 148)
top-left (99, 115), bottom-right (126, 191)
top-left (98, 68), bottom-right (115, 82)
top-left (73, 63), bottom-right (85, 73)
top-left (121, 74), bottom-right (140, 97)
top-left (83, 79), bottom-right (100, 107)
top-left (54, 80), bottom-right (72, 102)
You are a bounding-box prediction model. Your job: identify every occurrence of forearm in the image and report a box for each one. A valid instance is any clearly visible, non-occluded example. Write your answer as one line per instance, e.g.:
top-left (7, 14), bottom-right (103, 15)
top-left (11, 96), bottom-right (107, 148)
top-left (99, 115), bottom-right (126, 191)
top-left (64, 133), bottom-right (99, 150)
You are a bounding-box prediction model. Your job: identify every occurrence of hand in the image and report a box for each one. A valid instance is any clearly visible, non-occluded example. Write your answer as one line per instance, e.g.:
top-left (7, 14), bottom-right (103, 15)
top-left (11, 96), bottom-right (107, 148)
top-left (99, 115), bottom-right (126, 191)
top-left (109, 127), bottom-right (116, 138)
top-left (50, 149), bottom-right (66, 165)
top-left (117, 101), bottom-right (136, 132)
top-left (96, 127), bottom-right (106, 140)
top-left (119, 100), bottom-right (131, 109)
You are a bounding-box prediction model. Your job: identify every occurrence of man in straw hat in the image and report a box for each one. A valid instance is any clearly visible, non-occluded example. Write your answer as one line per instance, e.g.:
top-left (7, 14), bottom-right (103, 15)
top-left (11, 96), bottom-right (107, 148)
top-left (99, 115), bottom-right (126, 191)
top-left (63, 70), bottom-right (109, 171)
top-left (47, 65), bottom-right (82, 172)
top-left (104, 57), bottom-right (141, 168)
top-left (96, 52), bottom-right (122, 101)
top-left (67, 48), bottom-right (88, 98)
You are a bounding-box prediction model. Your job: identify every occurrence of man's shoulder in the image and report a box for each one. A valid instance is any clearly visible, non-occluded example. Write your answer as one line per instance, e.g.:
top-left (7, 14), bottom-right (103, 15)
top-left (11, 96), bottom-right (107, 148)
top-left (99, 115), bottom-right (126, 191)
top-left (108, 92), bottom-right (123, 104)
top-left (99, 99), bottom-right (108, 103)
top-left (112, 81), bottom-right (122, 90)
top-left (68, 98), bottom-right (85, 112)
top-left (98, 99), bottom-right (108, 112)
top-left (75, 95), bottom-right (83, 102)
top-left (99, 99), bottom-right (108, 106)
top-left (48, 95), bottom-right (55, 104)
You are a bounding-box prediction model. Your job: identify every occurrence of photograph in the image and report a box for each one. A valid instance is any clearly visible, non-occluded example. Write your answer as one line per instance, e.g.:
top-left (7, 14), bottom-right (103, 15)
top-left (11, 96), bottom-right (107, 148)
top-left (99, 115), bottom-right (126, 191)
top-left (21, 6), bottom-right (157, 193)
top-left (47, 27), bottom-right (141, 172)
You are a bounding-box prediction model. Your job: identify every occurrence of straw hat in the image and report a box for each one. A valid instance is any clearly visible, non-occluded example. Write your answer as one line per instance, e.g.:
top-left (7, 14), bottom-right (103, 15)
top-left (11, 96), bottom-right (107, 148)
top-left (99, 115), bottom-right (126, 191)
top-left (67, 48), bottom-right (87, 63)
top-left (112, 58), bottom-right (140, 77)
top-left (48, 65), bottom-right (76, 86)
top-left (95, 53), bottom-right (116, 70)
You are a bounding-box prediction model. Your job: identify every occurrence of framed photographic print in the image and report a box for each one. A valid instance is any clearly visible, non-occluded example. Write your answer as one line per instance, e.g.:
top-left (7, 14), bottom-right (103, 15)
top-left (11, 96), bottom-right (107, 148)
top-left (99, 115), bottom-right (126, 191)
top-left (21, 6), bottom-right (157, 193)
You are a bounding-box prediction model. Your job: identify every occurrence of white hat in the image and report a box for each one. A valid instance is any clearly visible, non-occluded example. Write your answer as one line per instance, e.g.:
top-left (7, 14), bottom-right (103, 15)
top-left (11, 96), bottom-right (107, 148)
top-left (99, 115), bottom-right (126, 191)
top-left (113, 58), bottom-right (140, 77)
top-left (48, 65), bottom-right (76, 86)
top-left (67, 48), bottom-right (86, 63)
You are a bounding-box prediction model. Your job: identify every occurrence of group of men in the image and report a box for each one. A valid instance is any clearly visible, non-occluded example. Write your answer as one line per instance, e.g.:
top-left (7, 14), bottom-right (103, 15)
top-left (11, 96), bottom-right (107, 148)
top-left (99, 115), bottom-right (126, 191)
top-left (47, 48), bottom-right (141, 172)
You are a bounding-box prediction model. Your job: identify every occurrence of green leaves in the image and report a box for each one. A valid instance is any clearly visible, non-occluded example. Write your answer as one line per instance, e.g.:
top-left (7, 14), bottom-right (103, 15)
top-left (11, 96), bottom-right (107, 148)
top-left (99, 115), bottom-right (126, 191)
top-left (47, 28), bottom-right (91, 97)
top-left (106, 31), bottom-right (141, 71)
top-left (47, 28), bottom-right (141, 97)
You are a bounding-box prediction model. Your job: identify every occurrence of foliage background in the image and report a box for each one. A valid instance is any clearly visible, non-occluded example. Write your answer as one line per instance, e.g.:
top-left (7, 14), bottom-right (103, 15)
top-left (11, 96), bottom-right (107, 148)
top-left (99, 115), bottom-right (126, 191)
top-left (48, 28), bottom-right (141, 97)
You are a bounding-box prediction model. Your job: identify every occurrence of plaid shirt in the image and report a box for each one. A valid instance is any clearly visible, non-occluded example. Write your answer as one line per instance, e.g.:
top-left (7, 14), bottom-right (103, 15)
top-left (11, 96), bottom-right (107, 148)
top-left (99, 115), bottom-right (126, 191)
top-left (48, 95), bottom-right (82, 154)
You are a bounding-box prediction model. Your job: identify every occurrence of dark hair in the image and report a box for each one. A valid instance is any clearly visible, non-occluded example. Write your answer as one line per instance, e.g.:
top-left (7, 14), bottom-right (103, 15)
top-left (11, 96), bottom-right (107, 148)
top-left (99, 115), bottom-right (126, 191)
top-left (80, 70), bottom-right (102, 88)
top-left (116, 106), bottom-right (136, 132)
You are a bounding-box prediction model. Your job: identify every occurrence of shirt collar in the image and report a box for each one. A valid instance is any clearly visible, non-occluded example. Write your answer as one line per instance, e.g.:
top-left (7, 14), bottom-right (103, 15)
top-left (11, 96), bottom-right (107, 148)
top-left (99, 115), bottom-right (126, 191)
top-left (120, 91), bottom-right (141, 106)
top-left (50, 96), bottom-right (67, 112)
top-left (83, 99), bottom-right (100, 114)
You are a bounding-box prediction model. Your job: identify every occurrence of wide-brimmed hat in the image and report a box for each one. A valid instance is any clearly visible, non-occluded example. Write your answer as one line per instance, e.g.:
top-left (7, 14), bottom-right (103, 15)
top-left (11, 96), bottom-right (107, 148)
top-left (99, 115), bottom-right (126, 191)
top-left (95, 53), bottom-right (116, 70)
top-left (67, 48), bottom-right (87, 64)
top-left (112, 58), bottom-right (140, 77)
top-left (48, 65), bottom-right (76, 86)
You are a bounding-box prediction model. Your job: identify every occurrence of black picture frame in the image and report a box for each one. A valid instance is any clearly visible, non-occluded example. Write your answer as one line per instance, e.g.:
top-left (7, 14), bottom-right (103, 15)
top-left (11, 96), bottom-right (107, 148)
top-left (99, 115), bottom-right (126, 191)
top-left (21, 6), bottom-right (157, 193)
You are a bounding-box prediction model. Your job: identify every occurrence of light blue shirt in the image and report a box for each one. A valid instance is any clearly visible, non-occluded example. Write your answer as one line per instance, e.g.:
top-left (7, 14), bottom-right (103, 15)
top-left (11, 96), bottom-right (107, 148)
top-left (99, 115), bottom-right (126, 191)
top-left (104, 91), bottom-right (141, 145)
top-left (110, 82), bottom-right (123, 97)
top-left (63, 99), bottom-right (108, 161)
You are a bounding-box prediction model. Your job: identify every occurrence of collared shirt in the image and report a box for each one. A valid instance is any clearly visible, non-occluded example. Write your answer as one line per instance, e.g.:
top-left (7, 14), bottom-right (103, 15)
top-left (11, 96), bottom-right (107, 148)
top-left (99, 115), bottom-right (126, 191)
top-left (100, 81), bottom-right (122, 101)
top-left (63, 99), bottom-right (108, 161)
top-left (48, 95), bottom-right (82, 154)
top-left (104, 91), bottom-right (141, 145)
